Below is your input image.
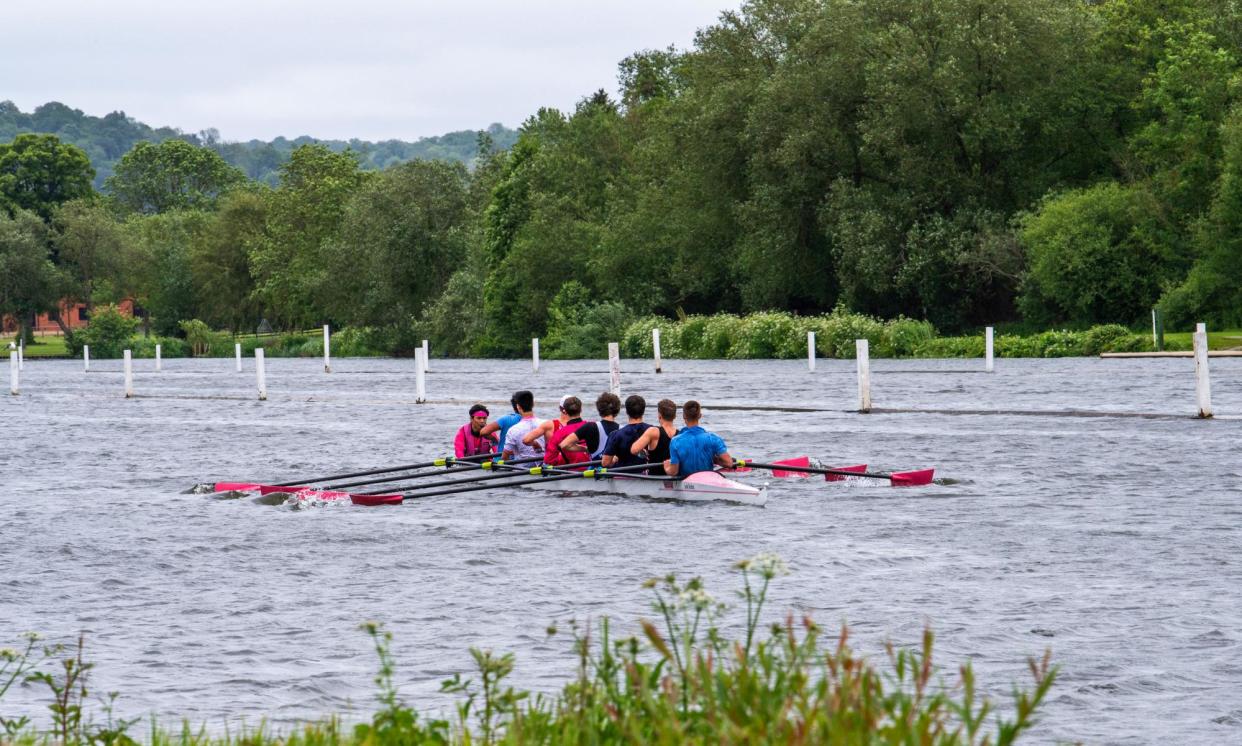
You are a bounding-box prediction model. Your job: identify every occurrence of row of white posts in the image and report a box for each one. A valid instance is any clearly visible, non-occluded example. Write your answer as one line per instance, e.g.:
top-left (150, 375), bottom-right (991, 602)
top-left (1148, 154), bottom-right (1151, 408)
top-left (14, 323), bottom-right (1217, 418)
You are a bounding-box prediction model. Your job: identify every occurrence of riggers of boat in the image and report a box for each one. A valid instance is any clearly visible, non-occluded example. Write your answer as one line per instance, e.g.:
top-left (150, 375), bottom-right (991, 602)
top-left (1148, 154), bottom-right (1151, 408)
top-left (212, 456), bottom-right (934, 508)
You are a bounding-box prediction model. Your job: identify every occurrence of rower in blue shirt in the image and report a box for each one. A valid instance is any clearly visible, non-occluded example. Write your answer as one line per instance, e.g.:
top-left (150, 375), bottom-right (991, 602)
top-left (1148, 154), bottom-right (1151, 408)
top-left (663, 399), bottom-right (733, 476)
top-left (492, 392), bottom-right (526, 461)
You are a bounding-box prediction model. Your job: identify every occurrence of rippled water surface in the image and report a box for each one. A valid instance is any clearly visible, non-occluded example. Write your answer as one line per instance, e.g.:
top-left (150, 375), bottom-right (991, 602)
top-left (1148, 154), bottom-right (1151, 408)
top-left (2, 355), bottom-right (1240, 743)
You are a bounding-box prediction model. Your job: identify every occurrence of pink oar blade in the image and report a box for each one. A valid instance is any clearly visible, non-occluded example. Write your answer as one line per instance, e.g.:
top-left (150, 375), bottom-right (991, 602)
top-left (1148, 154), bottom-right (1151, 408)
top-left (772, 456), bottom-right (812, 478)
top-left (824, 464), bottom-right (867, 482)
top-left (259, 484), bottom-right (307, 495)
top-left (889, 469), bottom-right (935, 487)
top-left (214, 482), bottom-right (261, 492)
top-left (351, 493), bottom-right (404, 506)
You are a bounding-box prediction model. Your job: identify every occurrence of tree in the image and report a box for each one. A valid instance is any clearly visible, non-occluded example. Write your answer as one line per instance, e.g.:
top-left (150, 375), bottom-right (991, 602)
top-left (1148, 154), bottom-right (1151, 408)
top-left (190, 188), bottom-right (268, 332)
top-left (124, 210), bottom-right (209, 336)
top-left (53, 199), bottom-right (125, 309)
top-left (106, 139), bottom-right (246, 215)
top-left (0, 134), bottom-right (95, 223)
top-left (1018, 182), bottom-right (1177, 325)
top-left (0, 209), bottom-right (63, 343)
top-left (325, 160), bottom-right (472, 327)
top-left (248, 144), bottom-right (368, 329)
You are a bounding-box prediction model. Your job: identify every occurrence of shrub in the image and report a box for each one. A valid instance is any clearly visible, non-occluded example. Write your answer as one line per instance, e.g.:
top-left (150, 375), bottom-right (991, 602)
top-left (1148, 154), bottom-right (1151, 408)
top-left (66, 306), bottom-right (139, 359)
top-left (884, 317), bottom-right (937, 356)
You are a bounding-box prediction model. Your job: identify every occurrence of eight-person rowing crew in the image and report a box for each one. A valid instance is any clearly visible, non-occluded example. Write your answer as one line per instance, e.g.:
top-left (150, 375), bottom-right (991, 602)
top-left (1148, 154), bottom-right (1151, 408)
top-left (453, 391), bottom-right (734, 477)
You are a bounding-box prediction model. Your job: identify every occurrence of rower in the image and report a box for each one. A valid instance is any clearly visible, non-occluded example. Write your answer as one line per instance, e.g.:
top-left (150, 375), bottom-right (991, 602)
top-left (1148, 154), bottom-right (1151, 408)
top-left (455, 403), bottom-right (499, 458)
top-left (534, 396), bottom-right (588, 467)
top-left (493, 392), bottom-right (526, 461)
top-left (558, 392), bottom-right (620, 461)
top-left (522, 394), bottom-right (574, 451)
top-left (630, 398), bottom-right (678, 474)
top-left (663, 399), bottom-right (733, 476)
top-left (501, 390), bottom-right (544, 460)
top-left (602, 394), bottom-right (654, 468)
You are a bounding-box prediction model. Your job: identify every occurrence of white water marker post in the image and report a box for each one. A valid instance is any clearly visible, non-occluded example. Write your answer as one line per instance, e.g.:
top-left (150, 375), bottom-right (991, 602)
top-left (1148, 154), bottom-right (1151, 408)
top-left (653, 328), bottom-right (663, 374)
top-left (532, 338), bottom-right (540, 373)
top-left (323, 325), bottom-right (331, 373)
top-left (421, 339), bottom-right (430, 372)
top-left (608, 342), bottom-right (622, 397)
top-left (985, 326), bottom-right (995, 373)
top-left (83, 345), bottom-right (90, 372)
top-left (856, 339), bottom-right (871, 413)
top-left (17, 339), bottom-right (22, 371)
top-left (9, 350), bottom-right (17, 395)
top-left (414, 347), bottom-right (427, 403)
top-left (808, 331), bottom-right (817, 372)
top-left (123, 349), bottom-right (133, 398)
top-left (235, 343), bottom-right (242, 372)
top-left (1194, 325), bottom-right (1212, 418)
top-left (155, 343), bottom-right (162, 371)
top-left (256, 348), bottom-right (267, 401)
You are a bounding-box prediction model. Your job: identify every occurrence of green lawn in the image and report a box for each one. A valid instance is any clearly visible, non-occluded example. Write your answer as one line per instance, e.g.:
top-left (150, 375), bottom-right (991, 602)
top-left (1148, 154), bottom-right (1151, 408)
top-left (1159, 329), bottom-right (1242, 351)
top-left (0, 334), bottom-right (69, 357)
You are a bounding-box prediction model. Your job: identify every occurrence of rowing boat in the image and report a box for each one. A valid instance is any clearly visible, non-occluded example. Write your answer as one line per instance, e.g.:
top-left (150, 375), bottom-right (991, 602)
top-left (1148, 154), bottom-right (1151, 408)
top-left (215, 469), bottom-right (767, 507)
top-left (520, 470), bottom-right (767, 507)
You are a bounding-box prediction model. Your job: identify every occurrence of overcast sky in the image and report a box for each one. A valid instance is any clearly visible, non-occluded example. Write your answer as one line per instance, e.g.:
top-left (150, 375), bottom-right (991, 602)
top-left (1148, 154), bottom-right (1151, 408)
top-left (3, 0), bottom-right (738, 142)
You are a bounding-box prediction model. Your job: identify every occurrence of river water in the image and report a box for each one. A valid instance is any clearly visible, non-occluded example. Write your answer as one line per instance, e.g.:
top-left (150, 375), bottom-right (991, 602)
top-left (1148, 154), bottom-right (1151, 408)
top-left (1, 355), bottom-right (1240, 743)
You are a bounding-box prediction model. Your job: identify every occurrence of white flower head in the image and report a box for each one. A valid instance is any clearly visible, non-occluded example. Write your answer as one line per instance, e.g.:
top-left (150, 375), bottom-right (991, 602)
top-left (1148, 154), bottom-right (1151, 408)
top-left (676, 587), bottom-right (718, 611)
top-left (745, 552), bottom-right (790, 580)
top-left (0, 647), bottom-right (17, 661)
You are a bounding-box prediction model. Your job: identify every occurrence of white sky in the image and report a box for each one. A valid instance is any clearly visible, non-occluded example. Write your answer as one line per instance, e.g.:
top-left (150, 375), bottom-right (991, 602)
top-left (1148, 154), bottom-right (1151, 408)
top-left (2, 0), bottom-right (738, 142)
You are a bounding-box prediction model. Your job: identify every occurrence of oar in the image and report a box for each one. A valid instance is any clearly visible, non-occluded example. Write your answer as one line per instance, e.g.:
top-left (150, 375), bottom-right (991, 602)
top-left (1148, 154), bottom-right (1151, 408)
top-left (352, 462), bottom-right (658, 506)
top-left (323, 456), bottom-right (543, 490)
top-left (732, 459), bottom-right (935, 486)
top-left (354, 459), bottom-right (605, 496)
top-left (269, 452), bottom-right (498, 487)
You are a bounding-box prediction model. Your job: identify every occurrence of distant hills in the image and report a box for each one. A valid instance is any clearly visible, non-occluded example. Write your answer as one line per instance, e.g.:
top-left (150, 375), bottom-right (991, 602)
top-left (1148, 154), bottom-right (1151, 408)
top-left (0, 101), bottom-right (519, 187)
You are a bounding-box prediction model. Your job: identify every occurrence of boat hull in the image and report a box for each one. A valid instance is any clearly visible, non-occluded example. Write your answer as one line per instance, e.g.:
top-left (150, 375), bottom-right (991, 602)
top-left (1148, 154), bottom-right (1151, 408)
top-left (520, 470), bottom-right (767, 507)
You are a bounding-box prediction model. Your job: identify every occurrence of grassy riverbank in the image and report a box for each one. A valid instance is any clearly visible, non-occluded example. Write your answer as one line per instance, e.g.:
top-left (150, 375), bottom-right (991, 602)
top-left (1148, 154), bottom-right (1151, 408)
top-left (13, 313), bottom-right (1235, 362)
top-left (1, 557), bottom-right (1055, 744)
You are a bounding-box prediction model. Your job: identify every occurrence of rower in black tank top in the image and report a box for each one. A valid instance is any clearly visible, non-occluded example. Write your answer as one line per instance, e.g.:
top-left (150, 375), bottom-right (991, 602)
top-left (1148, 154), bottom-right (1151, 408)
top-left (648, 424), bottom-right (677, 475)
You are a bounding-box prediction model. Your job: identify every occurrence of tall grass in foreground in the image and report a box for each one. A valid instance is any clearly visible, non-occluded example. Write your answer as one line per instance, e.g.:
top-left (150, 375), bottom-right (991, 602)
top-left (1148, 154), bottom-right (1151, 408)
top-left (2, 556), bottom-right (1056, 744)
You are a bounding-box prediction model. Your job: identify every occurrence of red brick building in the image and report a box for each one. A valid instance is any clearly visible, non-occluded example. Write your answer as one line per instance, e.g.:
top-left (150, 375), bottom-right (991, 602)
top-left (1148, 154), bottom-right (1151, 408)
top-left (2, 299), bottom-right (135, 335)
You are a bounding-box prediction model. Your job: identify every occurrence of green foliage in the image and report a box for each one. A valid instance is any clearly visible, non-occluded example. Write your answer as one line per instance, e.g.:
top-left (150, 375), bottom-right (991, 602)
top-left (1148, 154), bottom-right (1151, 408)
top-left (105, 140), bottom-right (245, 215)
top-left (915, 325), bottom-right (1153, 358)
top-left (0, 133), bottom-right (95, 222)
top-left (543, 280), bottom-right (634, 359)
top-left (248, 145), bottom-right (368, 329)
top-left (66, 305), bottom-right (138, 358)
top-left (124, 210), bottom-right (208, 336)
top-left (0, 100), bottom-right (518, 187)
top-left (1019, 182), bottom-right (1179, 326)
top-left (52, 200), bottom-right (124, 307)
top-left (0, 209), bottom-right (62, 337)
top-left (324, 159), bottom-right (472, 327)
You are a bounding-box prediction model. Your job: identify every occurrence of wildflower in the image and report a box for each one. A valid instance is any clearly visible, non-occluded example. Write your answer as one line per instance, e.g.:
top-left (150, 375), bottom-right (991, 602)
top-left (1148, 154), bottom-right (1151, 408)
top-left (742, 552), bottom-right (790, 579)
top-left (677, 587), bottom-right (718, 612)
top-left (0, 647), bottom-right (17, 661)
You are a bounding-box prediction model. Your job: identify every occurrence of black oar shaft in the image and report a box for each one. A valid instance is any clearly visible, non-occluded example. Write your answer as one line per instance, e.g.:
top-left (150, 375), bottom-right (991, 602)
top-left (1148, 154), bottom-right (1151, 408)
top-left (736, 460), bottom-right (896, 481)
top-left (273, 452), bottom-right (496, 487)
top-left (325, 456), bottom-right (542, 490)
top-left (395, 462), bottom-right (656, 502)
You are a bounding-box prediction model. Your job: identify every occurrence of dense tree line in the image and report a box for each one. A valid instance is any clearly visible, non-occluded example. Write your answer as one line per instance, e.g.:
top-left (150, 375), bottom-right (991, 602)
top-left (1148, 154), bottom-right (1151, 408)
top-left (0, 101), bottom-right (518, 186)
top-left (3, 0), bottom-right (1242, 353)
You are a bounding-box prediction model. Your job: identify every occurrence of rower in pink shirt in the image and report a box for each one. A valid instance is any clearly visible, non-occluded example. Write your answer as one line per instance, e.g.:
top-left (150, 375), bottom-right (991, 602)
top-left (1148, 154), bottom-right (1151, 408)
top-left (454, 404), bottom-right (499, 458)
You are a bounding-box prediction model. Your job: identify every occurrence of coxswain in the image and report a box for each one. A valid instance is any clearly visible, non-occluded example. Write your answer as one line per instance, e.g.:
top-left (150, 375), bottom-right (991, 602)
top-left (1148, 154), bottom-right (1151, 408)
top-left (455, 403), bottom-right (499, 458)
top-left (558, 392), bottom-right (621, 461)
top-left (663, 399), bottom-right (733, 476)
top-left (501, 390), bottom-right (544, 460)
